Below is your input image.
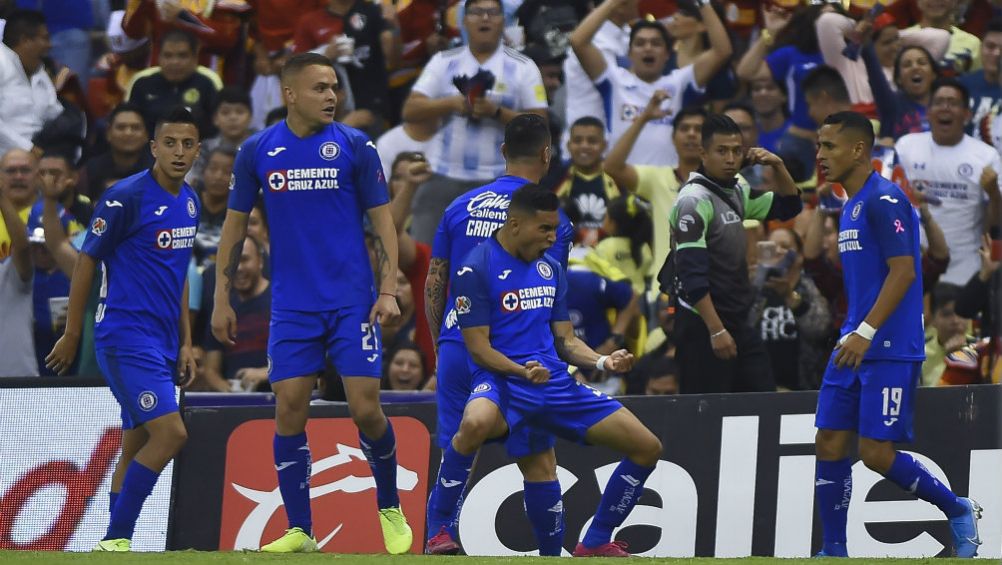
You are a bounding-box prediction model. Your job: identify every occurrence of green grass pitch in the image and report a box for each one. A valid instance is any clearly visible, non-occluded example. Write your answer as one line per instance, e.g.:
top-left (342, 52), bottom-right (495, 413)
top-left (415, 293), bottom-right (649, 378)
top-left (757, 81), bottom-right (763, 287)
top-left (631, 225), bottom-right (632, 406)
top-left (0, 553), bottom-right (984, 565)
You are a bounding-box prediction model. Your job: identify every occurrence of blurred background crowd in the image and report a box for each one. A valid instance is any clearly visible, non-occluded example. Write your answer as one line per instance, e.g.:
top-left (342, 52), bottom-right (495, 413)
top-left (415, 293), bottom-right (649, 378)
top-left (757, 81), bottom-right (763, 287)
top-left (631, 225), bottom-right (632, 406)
top-left (0, 0), bottom-right (1000, 397)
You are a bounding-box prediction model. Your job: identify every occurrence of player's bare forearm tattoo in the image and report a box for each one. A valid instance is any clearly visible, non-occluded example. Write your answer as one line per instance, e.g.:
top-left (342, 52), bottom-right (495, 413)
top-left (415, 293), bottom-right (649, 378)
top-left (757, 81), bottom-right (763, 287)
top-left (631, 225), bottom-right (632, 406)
top-left (425, 257), bottom-right (449, 341)
top-left (372, 234), bottom-right (392, 287)
top-left (221, 239), bottom-right (244, 293)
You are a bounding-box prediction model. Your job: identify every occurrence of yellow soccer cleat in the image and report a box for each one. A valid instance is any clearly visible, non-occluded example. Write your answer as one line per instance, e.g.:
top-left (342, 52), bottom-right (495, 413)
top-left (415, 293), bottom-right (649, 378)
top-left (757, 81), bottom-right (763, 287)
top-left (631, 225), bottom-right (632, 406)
top-left (378, 506), bottom-right (413, 555)
top-left (259, 527), bottom-right (318, 553)
top-left (93, 538), bottom-right (130, 552)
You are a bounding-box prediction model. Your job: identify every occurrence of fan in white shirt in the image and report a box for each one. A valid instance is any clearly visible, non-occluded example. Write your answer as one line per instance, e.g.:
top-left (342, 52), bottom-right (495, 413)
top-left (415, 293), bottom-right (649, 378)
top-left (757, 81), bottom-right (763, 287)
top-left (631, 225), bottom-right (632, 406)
top-left (895, 79), bottom-right (1002, 286)
top-left (0, 11), bottom-right (62, 159)
top-left (569, 0), bottom-right (731, 167)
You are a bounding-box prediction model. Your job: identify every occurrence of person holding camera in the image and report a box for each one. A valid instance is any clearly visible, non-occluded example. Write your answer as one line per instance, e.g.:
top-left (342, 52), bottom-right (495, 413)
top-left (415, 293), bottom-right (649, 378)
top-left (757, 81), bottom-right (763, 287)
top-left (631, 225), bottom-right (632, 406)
top-left (666, 114), bottom-right (802, 394)
top-left (749, 228), bottom-right (832, 391)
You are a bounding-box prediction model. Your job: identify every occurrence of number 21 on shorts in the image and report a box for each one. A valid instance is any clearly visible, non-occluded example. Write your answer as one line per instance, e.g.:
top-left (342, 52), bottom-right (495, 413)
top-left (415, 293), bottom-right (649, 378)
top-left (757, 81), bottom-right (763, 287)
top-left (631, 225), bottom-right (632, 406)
top-left (361, 323), bottom-right (378, 351)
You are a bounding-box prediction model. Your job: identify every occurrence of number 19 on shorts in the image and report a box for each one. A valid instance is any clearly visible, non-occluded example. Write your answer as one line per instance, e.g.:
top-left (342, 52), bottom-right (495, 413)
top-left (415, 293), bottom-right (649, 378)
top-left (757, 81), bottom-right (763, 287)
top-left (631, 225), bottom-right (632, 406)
top-left (882, 386), bottom-right (902, 423)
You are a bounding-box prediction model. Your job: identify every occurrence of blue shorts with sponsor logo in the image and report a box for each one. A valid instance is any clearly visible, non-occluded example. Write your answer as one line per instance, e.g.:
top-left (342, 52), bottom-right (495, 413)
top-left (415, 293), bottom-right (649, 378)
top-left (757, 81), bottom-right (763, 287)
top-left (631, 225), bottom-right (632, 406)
top-left (268, 305), bottom-right (382, 382)
top-left (436, 340), bottom-right (555, 456)
top-left (468, 369), bottom-right (622, 458)
top-left (815, 357), bottom-right (920, 443)
top-left (96, 346), bottom-right (178, 430)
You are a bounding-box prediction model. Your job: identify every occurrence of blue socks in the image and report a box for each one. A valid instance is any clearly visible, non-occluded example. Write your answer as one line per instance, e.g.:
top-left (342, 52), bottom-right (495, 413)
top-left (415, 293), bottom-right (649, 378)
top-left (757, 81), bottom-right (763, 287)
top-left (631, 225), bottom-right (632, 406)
top-left (359, 420), bottom-right (400, 510)
top-left (274, 432), bottom-right (312, 534)
top-left (885, 452), bottom-right (966, 518)
top-left (581, 458), bottom-right (654, 549)
top-left (109, 491), bottom-right (119, 514)
top-left (524, 480), bottom-right (564, 556)
top-left (104, 461), bottom-right (158, 541)
top-left (815, 458), bottom-right (852, 555)
top-left (426, 444), bottom-right (475, 537)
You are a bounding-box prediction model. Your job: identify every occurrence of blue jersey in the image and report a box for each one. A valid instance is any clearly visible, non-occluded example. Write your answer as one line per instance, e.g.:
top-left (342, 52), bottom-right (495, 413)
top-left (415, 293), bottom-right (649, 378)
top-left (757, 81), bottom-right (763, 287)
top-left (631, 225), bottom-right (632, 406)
top-left (432, 175), bottom-right (574, 344)
top-left (566, 268), bottom-right (632, 349)
top-left (229, 120), bottom-right (389, 311)
top-left (453, 236), bottom-right (569, 372)
top-left (837, 172), bottom-right (924, 361)
top-left (81, 170), bottom-right (200, 360)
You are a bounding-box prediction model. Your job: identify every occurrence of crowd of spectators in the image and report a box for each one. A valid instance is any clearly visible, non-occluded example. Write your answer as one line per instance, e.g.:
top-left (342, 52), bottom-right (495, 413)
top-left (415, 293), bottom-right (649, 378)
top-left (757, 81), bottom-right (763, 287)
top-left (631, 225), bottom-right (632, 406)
top-left (1, 0), bottom-right (1000, 394)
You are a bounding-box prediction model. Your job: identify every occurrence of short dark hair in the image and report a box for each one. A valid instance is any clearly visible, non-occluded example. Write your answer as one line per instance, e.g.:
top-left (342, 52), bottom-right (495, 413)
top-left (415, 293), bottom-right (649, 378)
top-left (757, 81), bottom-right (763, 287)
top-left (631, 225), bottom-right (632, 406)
top-left (700, 113), bottom-right (742, 148)
top-left (721, 102), bottom-right (754, 122)
top-left (465, 0), bottom-right (503, 12)
top-left (39, 150), bottom-right (74, 169)
top-left (159, 29), bottom-right (198, 53)
top-left (510, 183), bottom-right (559, 215)
top-left (675, 106), bottom-right (709, 126)
top-left (573, 115), bottom-right (601, 131)
top-left (931, 282), bottom-right (961, 314)
top-left (822, 111), bottom-right (874, 149)
top-left (802, 66), bottom-right (851, 104)
top-left (3, 9), bottom-right (46, 48)
top-left (154, 106), bottom-right (200, 138)
top-left (931, 77), bottom-right (971, 110)
top-left (281, 52), bottom-right (335, 83)
top-left (108, 102), bottom-right (146, 129)
top-left (986, 16), bottom-right (1002, 35)
top-left (503, 113), bottom-right (551, 160)
top-left (629, 20), bottom-right (671, 52)
top-left (214, 86), bottom-right (252, 114)
top-left (207, 146), bottom-right (237, 163)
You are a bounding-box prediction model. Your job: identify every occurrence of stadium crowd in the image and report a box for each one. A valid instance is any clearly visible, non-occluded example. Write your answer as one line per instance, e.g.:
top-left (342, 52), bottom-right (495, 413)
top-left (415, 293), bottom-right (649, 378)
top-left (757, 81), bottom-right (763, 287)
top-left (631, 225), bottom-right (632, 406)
top-left (1, 0), bottom-right (1000, 395)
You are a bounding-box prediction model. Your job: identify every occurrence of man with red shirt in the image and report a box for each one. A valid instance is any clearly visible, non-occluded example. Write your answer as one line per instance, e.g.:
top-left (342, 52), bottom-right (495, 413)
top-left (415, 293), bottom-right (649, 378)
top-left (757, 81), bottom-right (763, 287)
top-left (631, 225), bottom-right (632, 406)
top-left (293, 0), bottom-right (401, 129)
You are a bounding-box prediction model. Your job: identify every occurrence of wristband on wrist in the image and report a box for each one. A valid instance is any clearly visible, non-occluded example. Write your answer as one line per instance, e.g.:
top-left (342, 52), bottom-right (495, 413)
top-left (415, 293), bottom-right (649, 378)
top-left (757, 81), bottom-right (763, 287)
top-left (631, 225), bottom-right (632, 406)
top-left (596, 355), bottom-right (609, 371)
top-left (854, 321), bottom-right (876, 341)
top-left (379, 292), bottom-right (396, 298)
top-left (761, 29), bottom-right (774, 46)
top-left (710, 328), bottom-right (728, 339)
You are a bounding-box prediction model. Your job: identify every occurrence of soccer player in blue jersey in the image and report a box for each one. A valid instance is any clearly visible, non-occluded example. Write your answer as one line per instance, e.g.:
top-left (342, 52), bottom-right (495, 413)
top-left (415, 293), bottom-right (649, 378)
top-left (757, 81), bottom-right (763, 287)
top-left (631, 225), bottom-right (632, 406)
top-left (813, 111), bottom-right (983, 558)
top-left (211, 53), bottom-right (409, 554)
top-left (423, 114), bottom-right (575, 555)
top-left (450, 184), bottom-right (663, 558)
top-left (45, 107), bottom-right (201, 552)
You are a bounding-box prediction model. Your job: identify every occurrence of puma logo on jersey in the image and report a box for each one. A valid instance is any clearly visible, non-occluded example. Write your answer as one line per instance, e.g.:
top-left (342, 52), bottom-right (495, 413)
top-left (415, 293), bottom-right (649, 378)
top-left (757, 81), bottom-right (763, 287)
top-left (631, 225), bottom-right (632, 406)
top-left (105, 200), bottom-right (123, 208)
top-left (879, 195), bottom-right (899, 204)
top-left (154, 205), bottom-right (168, 216)
top-left (267, 147), bottom-right (287, 157)
top-left (498, 269), bottom-right (512, 280)
top-left (366, 141), bottom-right (377, 150)
top-left (457, 266), bottom-right (473, 276)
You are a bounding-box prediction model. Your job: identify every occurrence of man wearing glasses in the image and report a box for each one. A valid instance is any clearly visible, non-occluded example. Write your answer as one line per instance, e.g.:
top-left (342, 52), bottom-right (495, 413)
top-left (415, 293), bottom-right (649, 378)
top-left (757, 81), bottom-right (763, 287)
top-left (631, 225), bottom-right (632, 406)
top-left (894, 78), bottom-right (1002, 287)
top-left (401, 0), bottom-right (549, 245)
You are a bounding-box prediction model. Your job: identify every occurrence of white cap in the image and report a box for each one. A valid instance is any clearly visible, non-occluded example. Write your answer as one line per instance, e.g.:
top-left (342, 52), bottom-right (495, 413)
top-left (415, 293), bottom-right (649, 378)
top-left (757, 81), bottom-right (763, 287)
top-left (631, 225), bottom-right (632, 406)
top-left (107, 10), bottom-right (148, 54)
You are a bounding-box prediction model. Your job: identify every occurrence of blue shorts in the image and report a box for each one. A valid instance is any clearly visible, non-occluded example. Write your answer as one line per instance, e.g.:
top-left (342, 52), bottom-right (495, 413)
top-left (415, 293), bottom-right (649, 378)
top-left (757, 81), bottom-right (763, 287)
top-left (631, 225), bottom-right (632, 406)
top-left (815, 358), bottom-right (920, 443)
top-left (96, 346), bottom-right (179, 430)
top-left (436, 340), bottom-right (555, 457)
top-left (469, 369), bottom-right (623, 458)
top-left (268, 305), bottom-right (382, 382)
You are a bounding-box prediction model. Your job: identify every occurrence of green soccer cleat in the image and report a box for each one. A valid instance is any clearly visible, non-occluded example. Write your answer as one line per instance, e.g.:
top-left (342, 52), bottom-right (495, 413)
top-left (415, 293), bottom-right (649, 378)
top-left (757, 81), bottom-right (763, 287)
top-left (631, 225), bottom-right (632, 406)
top-left (378, 506), bottom-right (413, 555)
top-left (259, 527), bottom-right (318, 553)
top-left (93, 538), bottom-right (130, 552)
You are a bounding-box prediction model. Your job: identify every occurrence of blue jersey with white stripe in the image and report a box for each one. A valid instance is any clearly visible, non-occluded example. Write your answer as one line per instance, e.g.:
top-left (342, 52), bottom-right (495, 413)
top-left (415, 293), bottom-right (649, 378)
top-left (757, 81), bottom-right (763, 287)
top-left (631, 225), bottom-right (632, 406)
top-left (229, 120), bottom-right (389, 311)
top-left (453, 236), bottom-right (569, 373)
top-left (431, 175), bottom-right (574, 344)
top-left (837, 172), bottom-right (924, 361)
top-left (81, 170), bottom-right (200, 360)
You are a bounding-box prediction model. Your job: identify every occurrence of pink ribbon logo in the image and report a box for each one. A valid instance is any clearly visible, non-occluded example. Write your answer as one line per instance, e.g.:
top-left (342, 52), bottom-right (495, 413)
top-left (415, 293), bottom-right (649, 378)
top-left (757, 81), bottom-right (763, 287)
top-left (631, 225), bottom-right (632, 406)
top-left (894, 219), bottom-right (904, 233)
